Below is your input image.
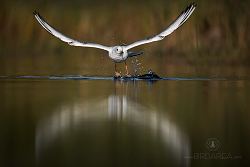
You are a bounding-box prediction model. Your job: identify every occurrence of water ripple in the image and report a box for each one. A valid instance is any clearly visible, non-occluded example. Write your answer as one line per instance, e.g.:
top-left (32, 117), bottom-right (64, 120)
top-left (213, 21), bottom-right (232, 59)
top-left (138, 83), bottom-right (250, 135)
top-left (1, 75), bottom-right (246, 81)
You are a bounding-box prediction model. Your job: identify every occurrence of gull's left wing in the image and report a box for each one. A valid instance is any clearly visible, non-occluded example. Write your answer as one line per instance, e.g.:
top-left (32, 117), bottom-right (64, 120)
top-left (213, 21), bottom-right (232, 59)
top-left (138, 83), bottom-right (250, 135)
top-left (125, 3), bottom-right (196, 50)
top-left (33, 11), bottom-right (111, 52)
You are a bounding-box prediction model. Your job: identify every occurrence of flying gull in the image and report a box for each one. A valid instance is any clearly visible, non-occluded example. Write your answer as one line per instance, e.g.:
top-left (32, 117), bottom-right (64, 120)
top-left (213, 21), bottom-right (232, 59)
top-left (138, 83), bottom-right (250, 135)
top-left (33, 3), bottom-right (196, 76)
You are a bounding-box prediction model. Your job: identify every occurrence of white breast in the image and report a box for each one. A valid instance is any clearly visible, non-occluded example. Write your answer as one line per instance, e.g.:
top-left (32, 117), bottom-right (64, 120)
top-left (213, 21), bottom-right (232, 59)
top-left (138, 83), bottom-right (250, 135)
top-left (108, 49), bottom-right (128, 63)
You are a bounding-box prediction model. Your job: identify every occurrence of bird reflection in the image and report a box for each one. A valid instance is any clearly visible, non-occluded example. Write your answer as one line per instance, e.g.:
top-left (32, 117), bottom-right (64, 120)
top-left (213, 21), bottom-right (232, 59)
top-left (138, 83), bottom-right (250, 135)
top-left (108, 95), bottom-right (128, 121)
top-left (36, 82), bottom-right (190, 166)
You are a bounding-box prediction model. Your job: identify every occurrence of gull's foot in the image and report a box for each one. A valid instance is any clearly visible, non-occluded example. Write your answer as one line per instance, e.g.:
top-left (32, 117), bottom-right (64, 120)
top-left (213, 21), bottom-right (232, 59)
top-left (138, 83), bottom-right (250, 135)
top-left (115, 71), bottom-right (122, 77)
top-left (125, 74), bottom-right (131, 77)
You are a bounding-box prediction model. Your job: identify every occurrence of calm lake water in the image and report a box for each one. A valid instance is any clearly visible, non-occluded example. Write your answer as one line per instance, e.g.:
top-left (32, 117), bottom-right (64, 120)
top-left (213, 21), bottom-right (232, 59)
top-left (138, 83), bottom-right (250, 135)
top-left (0, 77), bottom-right (249, 167)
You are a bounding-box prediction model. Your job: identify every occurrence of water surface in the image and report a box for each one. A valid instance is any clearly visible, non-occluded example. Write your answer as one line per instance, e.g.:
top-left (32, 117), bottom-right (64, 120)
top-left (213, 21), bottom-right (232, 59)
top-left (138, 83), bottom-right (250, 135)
top-left (0, 78), bottom-right (249, 167)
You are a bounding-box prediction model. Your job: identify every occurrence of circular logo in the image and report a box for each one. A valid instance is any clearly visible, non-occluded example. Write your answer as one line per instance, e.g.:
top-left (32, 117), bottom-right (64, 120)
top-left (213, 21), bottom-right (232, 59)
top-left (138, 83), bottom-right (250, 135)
top-left (206, 138), bottom-right (220, 151)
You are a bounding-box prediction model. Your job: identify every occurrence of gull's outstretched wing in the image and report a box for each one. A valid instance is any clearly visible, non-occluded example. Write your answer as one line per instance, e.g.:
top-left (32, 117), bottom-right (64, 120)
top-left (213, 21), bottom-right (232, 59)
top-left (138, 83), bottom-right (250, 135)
top-left (125, 3), bottom-right (196, 50)
top-left (33, 11), bottom-right (111, 52)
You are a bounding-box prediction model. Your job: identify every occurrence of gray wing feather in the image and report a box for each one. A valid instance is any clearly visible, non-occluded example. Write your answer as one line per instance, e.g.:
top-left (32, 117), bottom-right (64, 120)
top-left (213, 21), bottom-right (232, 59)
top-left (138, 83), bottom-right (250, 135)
top-left (125, 3), bottom-right (196, 50)
top-left (33, 11), bottom-right (111, 52)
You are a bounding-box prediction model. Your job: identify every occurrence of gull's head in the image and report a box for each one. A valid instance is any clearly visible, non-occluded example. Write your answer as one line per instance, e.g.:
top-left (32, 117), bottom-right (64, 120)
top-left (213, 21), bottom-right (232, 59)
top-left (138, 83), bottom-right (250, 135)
top-left (114, 46), bottom-right (123, 54)
top-left (109, 46), bottom-right (128, 62)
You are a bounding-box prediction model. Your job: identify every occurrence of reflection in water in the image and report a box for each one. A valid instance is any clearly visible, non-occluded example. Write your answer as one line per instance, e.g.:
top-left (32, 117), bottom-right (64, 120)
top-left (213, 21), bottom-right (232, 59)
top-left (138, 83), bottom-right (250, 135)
top-left (36, 83), bottom-right (190, 166)
top-left (108, 95), bottom-right (190, 162)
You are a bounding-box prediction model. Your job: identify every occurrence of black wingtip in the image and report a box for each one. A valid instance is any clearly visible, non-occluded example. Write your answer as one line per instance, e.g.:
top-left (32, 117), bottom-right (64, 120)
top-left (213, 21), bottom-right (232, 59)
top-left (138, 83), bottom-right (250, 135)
top-left (191, 2), bottom-right (197, 8)
top-left (33, 10), bottom-right (38, 16)
top-left (184, 2), bottom-right (197, 14)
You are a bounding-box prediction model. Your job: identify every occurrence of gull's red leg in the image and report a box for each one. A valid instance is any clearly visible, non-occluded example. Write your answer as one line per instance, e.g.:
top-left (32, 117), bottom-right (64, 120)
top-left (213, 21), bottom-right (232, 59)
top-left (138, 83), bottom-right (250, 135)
top-left (124, 61), bottom-right (130, 76)
top-left (115, 63), bottom-right (121, 77)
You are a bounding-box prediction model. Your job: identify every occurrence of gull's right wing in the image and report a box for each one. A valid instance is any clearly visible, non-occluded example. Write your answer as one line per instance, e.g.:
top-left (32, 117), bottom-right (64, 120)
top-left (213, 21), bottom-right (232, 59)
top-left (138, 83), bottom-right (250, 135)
top-left (125, 3), bottom-right (196, 50)
top-left (33, 11), bottom-right (111, 52)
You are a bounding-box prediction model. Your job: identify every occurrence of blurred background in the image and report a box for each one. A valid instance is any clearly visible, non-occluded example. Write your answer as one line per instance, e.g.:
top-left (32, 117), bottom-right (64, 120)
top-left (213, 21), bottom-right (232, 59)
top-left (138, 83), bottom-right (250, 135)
top-left (1, 0), bottom-right (250, 76)
top-left (1, 1), bottom-right (250, 167)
